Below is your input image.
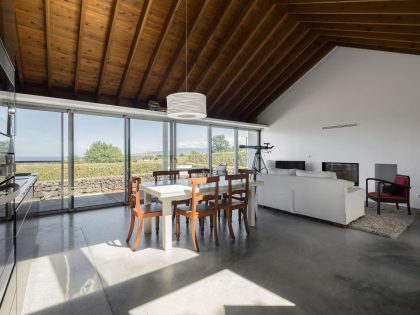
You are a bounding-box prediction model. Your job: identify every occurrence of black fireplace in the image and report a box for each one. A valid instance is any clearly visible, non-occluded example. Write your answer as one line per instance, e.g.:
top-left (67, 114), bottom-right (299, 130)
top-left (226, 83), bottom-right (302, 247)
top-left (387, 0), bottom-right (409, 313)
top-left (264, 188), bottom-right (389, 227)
top-left (322, 162), bottom-right (359, 186)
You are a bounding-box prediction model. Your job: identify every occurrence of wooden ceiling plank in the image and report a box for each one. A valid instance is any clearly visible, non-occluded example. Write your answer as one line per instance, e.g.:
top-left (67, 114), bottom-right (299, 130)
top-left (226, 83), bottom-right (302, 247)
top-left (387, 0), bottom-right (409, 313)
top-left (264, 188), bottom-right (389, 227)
top-left (235, 31), bottom-right (321, 118)
top-left (305, 21), bottom-right (420, 35)
top-left (206, 4), bottom-right (279, 112)
top-left (278, 0), bottom-right (409, 3)
top-left (221, 22), bottom-right (309, 117)
top-left (44, 0), bottom-right (52, 91)
top-left (74, 0), bottom-right (88, 95)
top-left (189, 0), bottom-right (258, 92)
top-left (118, 0), bottom-right (156, 102)
top-left (294, 13), bottom-right (420, 26)
top-left (172, 0), bottom-right (235, 94)
top-left (97, 0), bottom-right (121, 99)
top-left (15, 22), bottom-right (25, 88)
top-left (154, 0), bottom-right (211, 100)
top-left (284, 1), bottom-right (420, 15)
top-left (242, 39), bottom-right (333, 121)
top-left (315, 29), bottom-right (420, 43)
top-left (211, 13), bottom-right (294, 116)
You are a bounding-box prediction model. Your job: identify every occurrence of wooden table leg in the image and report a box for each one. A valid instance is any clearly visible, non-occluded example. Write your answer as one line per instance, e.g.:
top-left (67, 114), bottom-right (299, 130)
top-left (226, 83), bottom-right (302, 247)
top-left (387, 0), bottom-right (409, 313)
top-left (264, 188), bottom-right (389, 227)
top-left (144, 192), bottom-right (152, 234)
top-left (162, 199), bottom-right (173, 250)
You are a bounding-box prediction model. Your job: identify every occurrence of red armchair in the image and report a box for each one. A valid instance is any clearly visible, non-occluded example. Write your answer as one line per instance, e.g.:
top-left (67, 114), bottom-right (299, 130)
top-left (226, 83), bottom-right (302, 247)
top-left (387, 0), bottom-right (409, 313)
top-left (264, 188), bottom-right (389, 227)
top-left (366, 175), bottom-right (411, 215)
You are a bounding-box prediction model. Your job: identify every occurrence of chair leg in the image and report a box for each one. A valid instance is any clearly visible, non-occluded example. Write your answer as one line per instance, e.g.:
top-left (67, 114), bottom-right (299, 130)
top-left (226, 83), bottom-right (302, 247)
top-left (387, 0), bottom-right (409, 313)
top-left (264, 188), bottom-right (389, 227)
top-left (242, 208), bottom-right (250, 234)
top-left (126, 214), bottom-right (135, 242)
top-left (227, 210), bottom-right (235, 240)
top-left (191, 218), bottom-right (199, 252)
top-left (396, 202), bottom-right (399, 210)
top-left (155, 216), bottom-right (159, 234)
top-left (200, 218), bottom-right (205, 235)
top-left (218, 209), bottom-right (220, 219)
top-left (210, 215), bottom-right (213, 230)
top-left (176, 213), bottom-right (181, 241)
top-left (132, 214), bottom-right (143, 251)
top-left (213, 214), bottom-right (219, 246)
top-left (377, 200), bottom-right (381, 215)
top-left (408, 202), bottom-right (411, 215)
top-left (186, 217), bottom-right (189, 226)
top-left (172, 205), bottom-right (176, 221)
top-left (238, 210), bottom-right (242, 225)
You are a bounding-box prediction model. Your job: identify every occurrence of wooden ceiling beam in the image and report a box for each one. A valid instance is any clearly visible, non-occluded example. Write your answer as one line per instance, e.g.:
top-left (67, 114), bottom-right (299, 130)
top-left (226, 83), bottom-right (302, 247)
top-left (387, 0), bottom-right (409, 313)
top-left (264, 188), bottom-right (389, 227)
top-left (304, 21), bottom-right (420, 35)
top-left (283, 1), bottom-right (420, 15)
top-left (189, 0), bottom-right (258, 92)
top-left (44, 0), bottom-right (52, 91)
top-left (133, 0), bottom-right (182, 104)
top-left (118, 0), bottom-right (155, 102)
top-left (293, 13), bottom-right (420, 26)
top-left (212, 15), bottom-right (299, 116)
top-left (221, 23), bottom-right (310, 118)
top-left (277, 0), bottom-right (409, 3)
top-left (206, 3), bottom-right (279, 112)
top-left (315, 29), bottom-right (420, 43)
top-left (154, 0), bottom-right (211, 99)
top-left (235, 32), bottom-right (321, 119)
top-left (324, 34), bottom-right (420, 50)
top-left (173, 0), bottom-right (235, 94)
top-left (74, 0), bottom-right (88, 95)
top-left (332, 41), bottom-right (420, 55)
top-left (97, 0), bottom-right (121, 99)
top-left (243, 41), bottom-right (335, 122)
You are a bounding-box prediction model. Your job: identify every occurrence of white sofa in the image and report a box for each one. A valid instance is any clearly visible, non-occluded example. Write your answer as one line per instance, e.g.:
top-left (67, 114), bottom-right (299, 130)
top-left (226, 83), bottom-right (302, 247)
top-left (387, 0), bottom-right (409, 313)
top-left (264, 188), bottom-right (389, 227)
top-left (257, 173), bottom-right (365, 225)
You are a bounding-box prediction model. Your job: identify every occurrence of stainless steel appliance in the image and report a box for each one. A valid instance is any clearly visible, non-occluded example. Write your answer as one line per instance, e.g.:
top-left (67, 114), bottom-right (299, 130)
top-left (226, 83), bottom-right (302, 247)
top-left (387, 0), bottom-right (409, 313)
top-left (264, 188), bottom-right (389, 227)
top-left (0, 38), bottom-right (16, 305)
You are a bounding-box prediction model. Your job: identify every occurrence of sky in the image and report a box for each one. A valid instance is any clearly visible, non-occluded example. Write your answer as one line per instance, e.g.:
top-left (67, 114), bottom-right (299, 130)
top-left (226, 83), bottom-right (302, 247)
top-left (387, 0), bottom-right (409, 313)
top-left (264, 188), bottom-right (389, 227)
top-left (14, 109), bottom-right (255, 160)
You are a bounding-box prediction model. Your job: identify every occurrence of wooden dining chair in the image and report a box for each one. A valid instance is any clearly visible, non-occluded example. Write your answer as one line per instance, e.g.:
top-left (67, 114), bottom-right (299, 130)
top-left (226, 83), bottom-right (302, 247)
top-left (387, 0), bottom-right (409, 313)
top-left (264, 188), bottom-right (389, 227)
top-left (126, 176), bottom-right (162, 251)
top-left (235, 169), bottom-right (257, 223)
top-left (175, 176), bottom-right (220, 252)
top-left (152, 170), bottom-right (191, 222)
top-left (215, 174), bottom-right (250, 240)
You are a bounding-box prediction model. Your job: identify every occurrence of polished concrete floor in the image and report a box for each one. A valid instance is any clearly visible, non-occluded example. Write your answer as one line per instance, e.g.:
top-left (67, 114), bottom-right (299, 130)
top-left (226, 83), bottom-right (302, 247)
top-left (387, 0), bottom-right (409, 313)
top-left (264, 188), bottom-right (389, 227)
top-left (18, 205), bottom-right (420, 315)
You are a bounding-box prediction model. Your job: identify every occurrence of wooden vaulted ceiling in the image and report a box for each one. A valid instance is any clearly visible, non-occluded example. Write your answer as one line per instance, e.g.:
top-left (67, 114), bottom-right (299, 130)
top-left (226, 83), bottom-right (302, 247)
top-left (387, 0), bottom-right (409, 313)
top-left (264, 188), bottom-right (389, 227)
top-left (14, 0), bottom-right (420, 122)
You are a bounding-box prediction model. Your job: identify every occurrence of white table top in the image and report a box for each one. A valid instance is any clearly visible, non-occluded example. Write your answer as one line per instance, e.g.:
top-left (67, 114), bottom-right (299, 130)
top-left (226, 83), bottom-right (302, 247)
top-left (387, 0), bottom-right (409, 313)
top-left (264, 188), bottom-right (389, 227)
top-left (140, 178), bottom-right (263, 200)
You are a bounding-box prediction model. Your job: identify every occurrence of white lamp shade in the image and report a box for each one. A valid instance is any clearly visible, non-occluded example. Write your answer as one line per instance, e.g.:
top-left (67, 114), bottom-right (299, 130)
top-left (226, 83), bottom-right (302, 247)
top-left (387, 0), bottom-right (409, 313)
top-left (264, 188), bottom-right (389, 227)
top-left (166, 92), bottom-right (206, 120)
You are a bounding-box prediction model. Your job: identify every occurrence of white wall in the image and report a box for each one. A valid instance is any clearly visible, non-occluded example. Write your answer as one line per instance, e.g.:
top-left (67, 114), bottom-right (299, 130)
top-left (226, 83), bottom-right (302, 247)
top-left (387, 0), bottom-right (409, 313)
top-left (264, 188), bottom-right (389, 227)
top-left (258, 47), bottom-right (420, 208)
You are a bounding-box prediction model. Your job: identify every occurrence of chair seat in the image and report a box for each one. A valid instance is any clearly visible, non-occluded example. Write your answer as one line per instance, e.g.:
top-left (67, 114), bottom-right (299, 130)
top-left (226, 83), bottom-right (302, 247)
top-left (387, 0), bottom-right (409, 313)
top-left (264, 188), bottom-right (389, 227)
top-left (368, 192), bottom-right (407, 201)
top-left (211, 199), bottom-right (244, 209)
top-left (176, 203), bottom-right (215, 214)
top-left (141, 203), bottom-right (163, 214)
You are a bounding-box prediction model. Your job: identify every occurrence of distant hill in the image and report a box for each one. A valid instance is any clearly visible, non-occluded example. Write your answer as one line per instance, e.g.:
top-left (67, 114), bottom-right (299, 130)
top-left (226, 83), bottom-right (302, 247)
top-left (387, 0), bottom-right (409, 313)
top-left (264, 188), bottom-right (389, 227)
top-left (132, 147), bottom-right (207, 157)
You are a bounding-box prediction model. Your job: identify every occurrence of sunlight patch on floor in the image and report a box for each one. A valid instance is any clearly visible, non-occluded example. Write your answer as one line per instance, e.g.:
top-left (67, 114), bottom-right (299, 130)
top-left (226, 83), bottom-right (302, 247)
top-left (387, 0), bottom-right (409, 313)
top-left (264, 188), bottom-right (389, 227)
top-left (129, 269), bottom-right (295, 315)
top-left (21, 250), bottom-right (107, 315)
top-left (80, 240), bottom-right (199, 287)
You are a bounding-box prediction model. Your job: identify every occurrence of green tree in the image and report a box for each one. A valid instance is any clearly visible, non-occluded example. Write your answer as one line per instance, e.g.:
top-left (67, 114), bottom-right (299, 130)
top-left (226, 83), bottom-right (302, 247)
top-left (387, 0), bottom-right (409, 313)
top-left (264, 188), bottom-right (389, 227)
top-left (84, 141), bottom-right (123, 163)
top-left (212, 135), bottom-right (231, 152)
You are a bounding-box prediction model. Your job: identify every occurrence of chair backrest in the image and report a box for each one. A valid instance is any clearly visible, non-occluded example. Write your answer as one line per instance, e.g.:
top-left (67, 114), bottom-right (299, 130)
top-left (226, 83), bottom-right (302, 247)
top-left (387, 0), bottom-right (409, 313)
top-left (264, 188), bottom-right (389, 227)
top-left (188, 168), bottom-right (210, 178)
top-left (152, 170), bottom-right (179, 184)
top-left (188, 176), bottom-right (219, 214)
top-left (225, 174), bottom-right (249, 206)
top-left (128, 176), bottom-right (142, 211)
top-left (238, 168), bottom-right (257, 181)
top-left (394, 174), bottom-right (410, 198)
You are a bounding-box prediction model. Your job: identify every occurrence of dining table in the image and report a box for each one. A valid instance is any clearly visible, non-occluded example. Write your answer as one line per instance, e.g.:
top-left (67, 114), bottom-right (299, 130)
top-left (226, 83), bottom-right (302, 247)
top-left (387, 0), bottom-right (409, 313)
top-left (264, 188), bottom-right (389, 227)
top-left (139, 178), bottom-right (263, 250)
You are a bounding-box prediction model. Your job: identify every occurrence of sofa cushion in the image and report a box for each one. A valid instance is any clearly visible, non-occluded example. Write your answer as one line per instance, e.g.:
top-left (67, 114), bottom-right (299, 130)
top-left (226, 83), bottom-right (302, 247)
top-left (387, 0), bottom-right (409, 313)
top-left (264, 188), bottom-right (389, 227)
top-left (296, 170), bottom-right (337, 179)
top-left (269, 168), bottom-right (296, 175)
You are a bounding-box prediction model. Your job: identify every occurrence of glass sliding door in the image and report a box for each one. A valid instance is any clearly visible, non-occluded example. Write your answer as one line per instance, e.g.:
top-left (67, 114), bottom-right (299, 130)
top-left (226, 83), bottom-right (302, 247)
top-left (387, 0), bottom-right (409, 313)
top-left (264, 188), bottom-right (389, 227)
top-left (211, 127), bottom-right (235, 174)
top-left (15, 109), bottom-right (67, 212)
top-left (130, 119), bottom-right (169, 182)
top-left (73, 113), bottom-right (124, 208)
top-left (176, 123), bottom-right (208, 178)
top-left (238, 130), bottom-right (259, 170)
